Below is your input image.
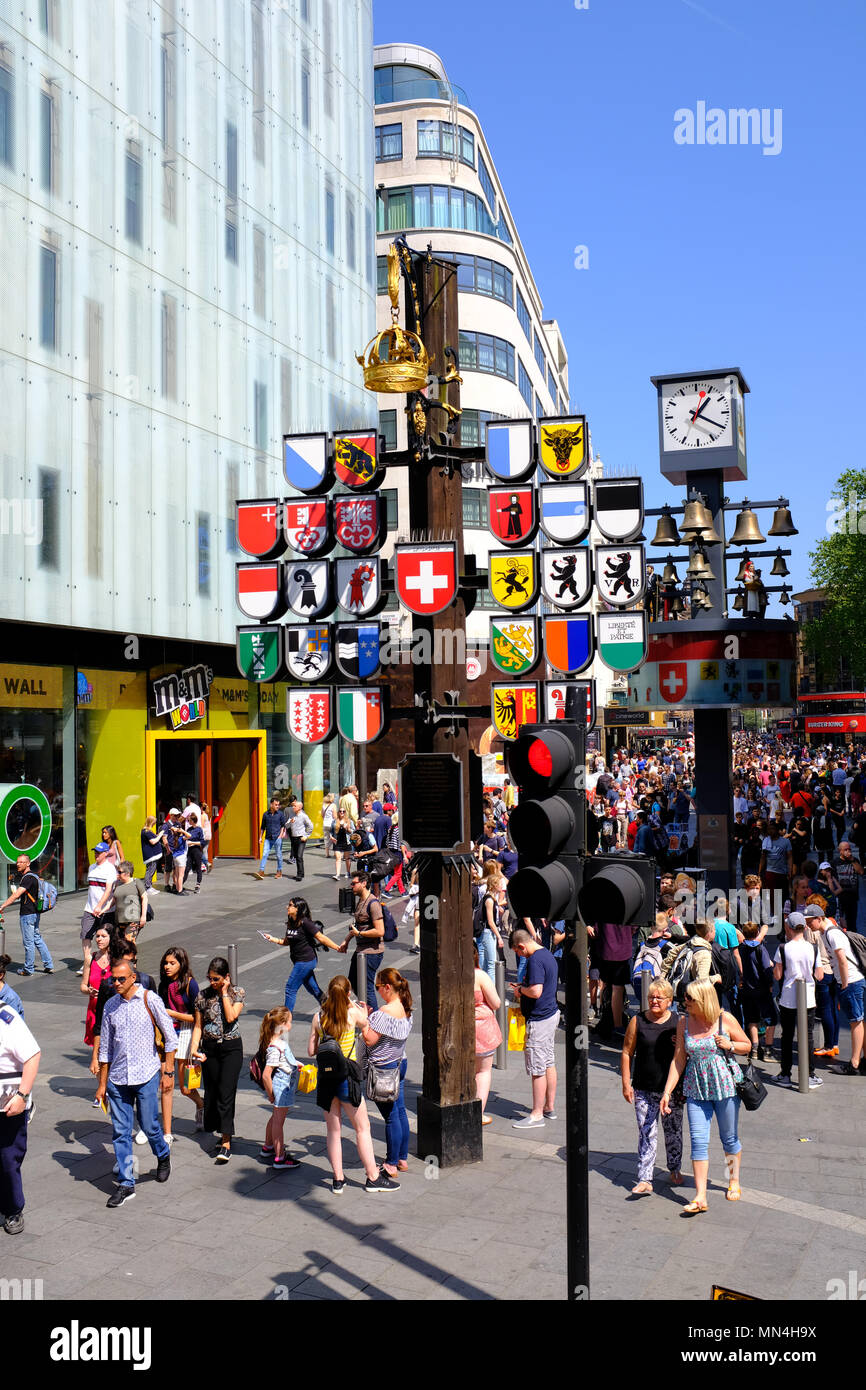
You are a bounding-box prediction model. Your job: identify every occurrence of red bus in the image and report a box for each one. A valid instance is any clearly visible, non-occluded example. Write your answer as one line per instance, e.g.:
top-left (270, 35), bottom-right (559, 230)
top-left (797, 692), bottom-right (866, 739)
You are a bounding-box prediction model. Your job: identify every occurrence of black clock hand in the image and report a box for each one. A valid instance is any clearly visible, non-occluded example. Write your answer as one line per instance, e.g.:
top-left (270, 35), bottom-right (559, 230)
top-left (692, 416), bottom-right (724, 430)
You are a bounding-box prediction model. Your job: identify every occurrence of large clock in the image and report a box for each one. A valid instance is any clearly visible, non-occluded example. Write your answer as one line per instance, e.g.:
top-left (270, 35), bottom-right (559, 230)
top-left (662, 379), bottom-right (732, 451)
top-left (652, 369), bottom-right (748, 483)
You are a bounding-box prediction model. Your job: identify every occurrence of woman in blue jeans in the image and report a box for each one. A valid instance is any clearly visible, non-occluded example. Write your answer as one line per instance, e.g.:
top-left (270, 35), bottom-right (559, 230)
top-left (264, 898), bottom-right (343, 1013)
top-left (661, 979), bottom-right (751, 1215)
top-left (476, 866), bottom-right (505, 982)
top-left (361, 968), bottom-right (413, 1177)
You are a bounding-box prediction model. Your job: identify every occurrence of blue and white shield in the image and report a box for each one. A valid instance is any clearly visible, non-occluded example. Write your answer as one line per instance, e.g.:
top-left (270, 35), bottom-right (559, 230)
top-left (539, 483), bottom-right (590, 544)
top-left (335, 623), bottom-right (382, 681)
top-left (283, 432), bottom-right (331, 495)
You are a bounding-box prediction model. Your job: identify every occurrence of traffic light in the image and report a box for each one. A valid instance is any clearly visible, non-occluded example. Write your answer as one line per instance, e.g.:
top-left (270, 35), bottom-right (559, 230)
top-left (505, 721), bottom-right (584, 920)
top-left (577, 855), bottom-right (656, 933)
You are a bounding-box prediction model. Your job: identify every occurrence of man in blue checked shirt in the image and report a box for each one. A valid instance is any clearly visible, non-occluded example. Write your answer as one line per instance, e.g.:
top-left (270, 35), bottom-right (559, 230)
top-left (95, 961), bottom-right (178, 1209)
top-left (255, 796), bottom-right (287, 880)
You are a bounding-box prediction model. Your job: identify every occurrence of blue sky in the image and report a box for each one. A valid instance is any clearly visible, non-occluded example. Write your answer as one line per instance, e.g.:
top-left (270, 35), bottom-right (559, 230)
top-left (373, 0), bottom-right (866, 594)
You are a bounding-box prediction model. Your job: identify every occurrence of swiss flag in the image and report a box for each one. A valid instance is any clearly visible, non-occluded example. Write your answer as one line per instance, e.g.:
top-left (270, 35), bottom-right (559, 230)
top-left (237, 501), bottom-right (281, 558)
top-left (658, 662), bottom-right (688, 704)
top-left (395, 544), bottom-right (458, 615)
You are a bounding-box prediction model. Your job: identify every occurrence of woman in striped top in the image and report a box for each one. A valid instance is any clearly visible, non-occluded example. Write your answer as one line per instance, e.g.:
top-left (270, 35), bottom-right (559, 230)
top-left (360, 969), bottom-right (413, 1176)
top-left (307, 976), bottom-right (397, 1194)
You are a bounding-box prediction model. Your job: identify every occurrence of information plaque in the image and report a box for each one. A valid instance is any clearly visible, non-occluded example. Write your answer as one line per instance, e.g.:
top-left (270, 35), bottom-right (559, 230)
top-left (398, 754), bottom-right (465, 852)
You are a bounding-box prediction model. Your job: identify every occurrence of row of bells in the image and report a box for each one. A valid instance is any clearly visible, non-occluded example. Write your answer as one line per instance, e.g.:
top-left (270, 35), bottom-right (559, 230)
top-left (659, 550), bottom-right (789, 584)
top-left (651, 500), bottom-right (797, 547)
top-left (662, 585), bottom-right (791, 614)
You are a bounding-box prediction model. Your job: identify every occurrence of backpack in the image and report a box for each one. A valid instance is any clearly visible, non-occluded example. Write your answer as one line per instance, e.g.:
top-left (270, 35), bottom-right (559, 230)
top-left (778, 941), bottom-right (819, 983)
top-left (652, 823), bottom-right (669, 856)
top-left (381, 904), bottom-right (398, 943)
top-left (711, 942), bottom-right (737, 993)
top-left (316, 1032), bottom-right (350, 1084)
top-left (632, 942), bottom-right (663, 996)
top-left (35, 878), bottom-right (58, 913)
top-left (472, 894), bottom-right (498, 939)
top-left (843, 931), bottom-right (866, 976)
top-left (668, 941), bottom-right (711, 1003)
top-left (249, 1044), bottom-right (267, 1091)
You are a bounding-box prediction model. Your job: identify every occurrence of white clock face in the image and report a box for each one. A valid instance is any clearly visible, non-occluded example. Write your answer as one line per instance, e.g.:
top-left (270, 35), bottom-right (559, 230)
top-left (662, 381), bottom-right (733, 451)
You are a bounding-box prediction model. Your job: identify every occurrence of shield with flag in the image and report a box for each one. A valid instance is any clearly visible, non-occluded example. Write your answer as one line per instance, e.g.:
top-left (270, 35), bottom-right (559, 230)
top-left (337, 687), bottom-right (384, 744)
top-left (283, 433), bottom-right (331, 494)
top-left (490, 683), bottom-right (539, 741)
top-left (236, 625), bottom-right (283, 682)
top-left (236, 563), bottom-right (284, 621)
top-left (285, 625), bottom-right (332, 682)
top-left (333, 495), bottom-right (383, 554)
top-left (595, 544), bottom-right (646, 608)
top-left (593, 478), bottom-right (644, 542)
top-left (335, 557), bottom-right (383, 617)
top-left (284, 560), bottom-right (333, 620)
top-left (487, 486), bottom-right (537, 547)
top-left (488, 550), bottom-right (538, 612)
top-left (237, 500), bottom-right (284, 558)
top-left (539, 483), bottom-right (590, 544)
top-left (284, 500), bottom-right (330, 555)
top-left (540, 547), bottom-right (592, 609)
top-left (490, 617), bottom-right (539, 676)
top-left (657, 661), bottom-right (688, 703)
top-left (395, 544), bottom-right (458, 615)
top-left (543, 615), bottom-right (594, 675)
top-left (538, 416), bottom-right (587, 480)
top-left (544, 679), bottom-right (596, 731)
top-left (333, 431), bottom-right (381, 490)
top-left (485, 419), bottom-right (535, 483)
top-left (286, 686), bottom-right (333, 745)
top-left (597, 611), bottom-right (648, 674)
top-left (335, 623), bottom-right (382, 681)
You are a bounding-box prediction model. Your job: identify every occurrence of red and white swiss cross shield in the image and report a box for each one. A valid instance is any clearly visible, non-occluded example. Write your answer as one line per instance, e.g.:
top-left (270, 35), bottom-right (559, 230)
top-left (658, 662), bottom-right (688, 704)
top-left (333, 494), bottom-right (383, 555)
top-left (394, 544), bottom-right (458, 616)
top-left (237, 500), bottom-right (284, 559)
top-left (284, 500), bottom-right (330, 555)
top-left (286, 687), bottom-right (333, 745)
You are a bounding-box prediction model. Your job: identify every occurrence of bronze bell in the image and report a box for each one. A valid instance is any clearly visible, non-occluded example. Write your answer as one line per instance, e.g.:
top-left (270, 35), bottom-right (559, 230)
top-left (651, 507), bottom-right (682, 547)
top-left (734, 553), bottom-right (752, 582)
top-left (662, 559), bottom-right (679, 584)
top-left (686, 548), bottom-right (714, 581)
top-left (779, 587), bottom-right (791, 606)
top-left (670, 593), bottom-right (685, 616)
top-left (768, 502), bottom-right (798, 536)
top-left (771, 551), bottom-right (789, 577)
top-left (733, 590), bottom-right (745, 611)
top-left (680, 496), bottom-right (722, 544)
top-left (728, 503), bottom-right (766, 546)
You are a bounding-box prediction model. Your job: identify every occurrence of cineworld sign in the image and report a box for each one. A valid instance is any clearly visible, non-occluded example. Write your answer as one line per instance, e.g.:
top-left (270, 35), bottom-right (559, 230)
top-left (152, 665), bottom-right (214, 730)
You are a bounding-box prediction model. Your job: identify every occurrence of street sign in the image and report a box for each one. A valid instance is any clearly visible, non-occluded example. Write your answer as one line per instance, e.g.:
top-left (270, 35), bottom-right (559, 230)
top-left (398, 754), bottom-right (465, 852)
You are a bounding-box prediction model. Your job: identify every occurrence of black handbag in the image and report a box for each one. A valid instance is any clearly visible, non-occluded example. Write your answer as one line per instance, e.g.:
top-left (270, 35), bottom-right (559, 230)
top-left (721, 1024), bottom-right (767, 1111)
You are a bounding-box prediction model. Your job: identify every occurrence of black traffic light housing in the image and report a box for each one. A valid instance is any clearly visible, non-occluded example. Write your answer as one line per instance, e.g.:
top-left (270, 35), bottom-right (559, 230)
top-left (506, 722), bottom-right (585, 921)
top-left (577, 855), bottom-right (656, 933)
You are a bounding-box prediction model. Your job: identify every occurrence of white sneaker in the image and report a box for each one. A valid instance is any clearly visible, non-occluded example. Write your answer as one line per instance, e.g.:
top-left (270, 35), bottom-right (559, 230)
top-left (134, 1130), bottom-right (148, 1145)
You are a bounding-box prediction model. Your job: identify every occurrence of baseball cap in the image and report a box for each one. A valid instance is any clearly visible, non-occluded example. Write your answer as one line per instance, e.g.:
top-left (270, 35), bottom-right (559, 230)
top-left (803, 905), bottom-right (824, 919)
top-left (92, 841), bottom-right (111, 854)
top-left (169, 807), bottom-right (181, 815)
top-left (787, 911), bottom-right (807, 929)
top-left (819, 861), bottom-right (832, 870)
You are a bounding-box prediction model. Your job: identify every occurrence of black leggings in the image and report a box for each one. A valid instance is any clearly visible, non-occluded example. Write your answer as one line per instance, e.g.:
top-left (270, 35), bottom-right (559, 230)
top-left (184, 846), bottom-right (204, 886)
top-left (201, 1038), bottom-right (243, 1137)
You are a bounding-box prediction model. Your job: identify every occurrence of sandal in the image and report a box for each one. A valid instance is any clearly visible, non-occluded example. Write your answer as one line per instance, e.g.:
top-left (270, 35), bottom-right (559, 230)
top-left (726, 1183), bottom-right (742, 1201)
top-left (630, 1182), bottom-right (653, 1196)
top-left (396, 1160), bottom-right (409, 1171)
top-left (681, 1199), bottom-right (708, 1216)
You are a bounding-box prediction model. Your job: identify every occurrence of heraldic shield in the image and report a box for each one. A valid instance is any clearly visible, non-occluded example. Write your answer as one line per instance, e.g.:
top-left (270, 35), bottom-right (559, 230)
top-left (488, 550), bottom-right (538, 612)
top-left (490, 683), bottom-right (539, 741)
top-left (336, 687), bottom-right (385, 744)
top-left (286, 686), bottom-right (333, 745)
top-left (490, 617), bottom-right (539, 676)
top-left (487, 485), bottom-right (537, 547)
top-left (236, 625), bottom-right (282, 682)
top-left (284, 499), bottom-right (330, 555)
top-left (285, 625), bottom-right (331, 681)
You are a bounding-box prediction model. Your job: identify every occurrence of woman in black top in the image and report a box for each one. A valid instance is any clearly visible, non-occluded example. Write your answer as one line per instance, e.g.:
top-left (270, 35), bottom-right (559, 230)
top-left (620, 978), bottom-right (684, 1195)
top-left (788, 815), bottom-right (811, 871)
top-left (263, 897), bottom-right (342, 1014)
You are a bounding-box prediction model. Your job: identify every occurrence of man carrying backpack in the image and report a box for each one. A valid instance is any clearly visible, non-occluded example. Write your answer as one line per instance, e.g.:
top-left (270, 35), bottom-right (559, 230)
top-left (662, 919), bottom-right (721, 1004)
top-left (0, 854), bottom-right (54, 978)
top-left (773, 912), bottom-right (824, 1089)
top-left (339, 872), bottom-right (385, 1009)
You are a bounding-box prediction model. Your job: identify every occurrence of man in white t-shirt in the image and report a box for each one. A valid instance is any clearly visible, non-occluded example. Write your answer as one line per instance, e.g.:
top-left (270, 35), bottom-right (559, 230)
top-left (773, 912), bottom-right (823, 1089)
top-left (821, 915), bottom-right (865, 1075)
top-left (182, 794), bottom-right (202, 826)
top-left (79, 843), bottom-right (118, 973)
top-left (0, 1004), bottom-right (40, 1233)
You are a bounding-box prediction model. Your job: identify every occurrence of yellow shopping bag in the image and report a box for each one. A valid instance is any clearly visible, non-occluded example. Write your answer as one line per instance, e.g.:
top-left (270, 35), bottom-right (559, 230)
top-left (297, 1063), bottom-right (318, 1094)
top-left (507, 1007), bottom-right (526, 1052)
top-left (184, 1064), bottom-right (202, 1090)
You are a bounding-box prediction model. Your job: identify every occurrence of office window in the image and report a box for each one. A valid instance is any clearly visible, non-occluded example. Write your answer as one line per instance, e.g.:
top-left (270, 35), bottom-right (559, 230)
top-left (379, 411), bottom-right (397, 453)
top-left (458, 330), bottom-right (514, 382)
top-left (462, 489), bottom-right (484, 528)
top-left (251, 0), bottom-right (265, 161)
top-left (478, 153), bottom-right (496, 216)
top-left (253, 226), bottom-right (266, 317)
top-left (300, 0), bottom-right (309, 19)
top-left (454, 254), bottom-right (512, 306)
top-left (516, 286), bottom-right (531, 342)
top-left (461, 127), bottom-right (475, 166)
top-left (497, 215), bottom-right (512, 245)
top-left (326, 280), bottom-right (336, 358)
top-left (197, 513), bottom-right (211, 596)
top-left (346, 200), bottom-right (356, 271)
top-left (39, 244), bottom-right (57, 349)
top-left (40, 89), bottom-right (53, 191)
top-left (377, 184), bottom-right (500, 237)
top-left (548, 363), bottom-right (558, 406)
top-left (225, 121), bottom-right (237, 198)
top-left (381, 486), bottom-right (398, 528)
top-left (38, 468), bottom-right (59, 571)
top-left (417, 120), bottom-right (475, 165)
top-left (375, 123), bottom-right (402, 161)
top-left (225, 211), bottom-right (237, 262)
top-left (534, 331), bottom-right (546, 376)
top-left (125, 143), bottom-right (142, 244)
top-left (535, 393), bottom-right (544, 420)
top-left (161, 293), bottom-right (177, 400)
top-left (0, 65), bottom-right (12, 167)
top-left (301, 63), bottom-right (310, 129)
top-left (377, 255), bottom-right (389, 294)
top-left (518, 359), bottom-right (532, 409)
top-left (254, 381), bottom-right (268, 452)
top-left (325, 182), bottom-right (335, 254)
top-left (365, 208), bottom-right (374, 285)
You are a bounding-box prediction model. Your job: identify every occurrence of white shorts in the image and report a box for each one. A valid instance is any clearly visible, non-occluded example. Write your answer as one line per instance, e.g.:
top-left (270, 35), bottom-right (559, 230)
top-left (174, 1024), bottom-right (192, 1061)
top-left (173, 854), bottom-right (188, 869)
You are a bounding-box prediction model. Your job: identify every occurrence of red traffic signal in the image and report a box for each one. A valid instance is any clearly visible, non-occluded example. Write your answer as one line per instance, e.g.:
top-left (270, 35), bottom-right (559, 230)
top-left (507, 726), bottom-right (585, 800)
top-left (506, 722), bottom-right (585, 921)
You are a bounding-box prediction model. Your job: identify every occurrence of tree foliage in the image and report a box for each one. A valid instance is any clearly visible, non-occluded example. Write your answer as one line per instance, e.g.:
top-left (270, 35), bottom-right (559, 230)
top-left (805, 468), bottom-right (866, 687)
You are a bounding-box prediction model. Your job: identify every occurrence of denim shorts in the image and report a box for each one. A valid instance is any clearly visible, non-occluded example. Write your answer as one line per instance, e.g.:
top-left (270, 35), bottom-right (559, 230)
top-left (840, 979), bottom-right (865, 1024)
top-left (272, 1068), bottom-right (298, 1108)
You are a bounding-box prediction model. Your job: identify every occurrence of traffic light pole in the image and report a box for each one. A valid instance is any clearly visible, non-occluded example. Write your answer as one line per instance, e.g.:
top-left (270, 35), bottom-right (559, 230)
top-left (565, 911), bottom-right (590, 1301)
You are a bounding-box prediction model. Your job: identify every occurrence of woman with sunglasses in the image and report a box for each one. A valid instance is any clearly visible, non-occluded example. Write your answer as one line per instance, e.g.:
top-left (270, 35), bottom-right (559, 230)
top-left (262, 897), bottom-right (342, 1014)
top-left (189, 957), bottom-right (245, 1164)
top-left (158, 947), bottom-right (204, 1141)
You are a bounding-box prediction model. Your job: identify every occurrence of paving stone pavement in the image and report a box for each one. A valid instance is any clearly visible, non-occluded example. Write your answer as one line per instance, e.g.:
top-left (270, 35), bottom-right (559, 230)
top-left (2, 851), bottom-right (865, 1301)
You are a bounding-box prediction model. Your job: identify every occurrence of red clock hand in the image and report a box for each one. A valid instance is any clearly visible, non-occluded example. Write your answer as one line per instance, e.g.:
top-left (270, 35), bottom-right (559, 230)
top-left (689, 391), bottom-right (708, 423)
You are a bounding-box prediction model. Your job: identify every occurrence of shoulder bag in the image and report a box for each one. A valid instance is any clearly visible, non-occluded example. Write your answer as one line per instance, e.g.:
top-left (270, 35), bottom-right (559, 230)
top-left (141, 990), bottom-right (166, 1061)
top-left (720, 1021), bottom-right (766, 1112)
